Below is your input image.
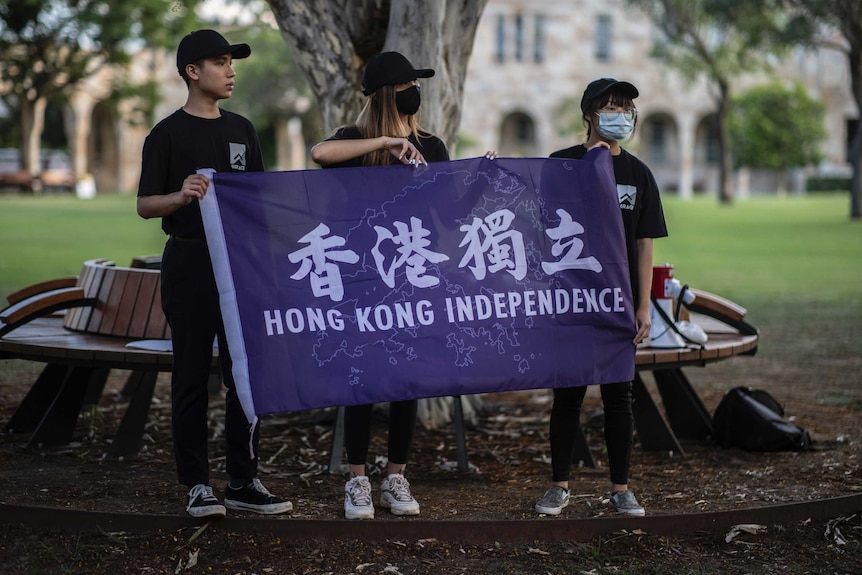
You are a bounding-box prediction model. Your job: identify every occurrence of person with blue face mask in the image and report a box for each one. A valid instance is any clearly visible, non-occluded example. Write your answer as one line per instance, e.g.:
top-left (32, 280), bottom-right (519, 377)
top-left (535, 78), bottom-right (668, 518)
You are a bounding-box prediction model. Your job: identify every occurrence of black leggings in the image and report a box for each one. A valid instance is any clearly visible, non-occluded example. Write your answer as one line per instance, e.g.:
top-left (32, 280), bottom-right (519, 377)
top-left (549, 382), bottom-right (633, 486)
top-left (344, 400), bottom-right (418, 467)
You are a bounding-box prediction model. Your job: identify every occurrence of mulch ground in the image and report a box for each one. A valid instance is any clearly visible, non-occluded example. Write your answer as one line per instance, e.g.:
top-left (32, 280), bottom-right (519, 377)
top-left (1, 318), bottom-right (861, 574)
top-left (0, 296), bottom-right (862, 575)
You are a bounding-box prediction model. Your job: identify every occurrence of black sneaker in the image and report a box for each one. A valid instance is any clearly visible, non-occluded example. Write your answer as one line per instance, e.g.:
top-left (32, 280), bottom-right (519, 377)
top-left (186, 484), bottom-right (226, 518)
top-left (224, 478), bottom-right (293, 515)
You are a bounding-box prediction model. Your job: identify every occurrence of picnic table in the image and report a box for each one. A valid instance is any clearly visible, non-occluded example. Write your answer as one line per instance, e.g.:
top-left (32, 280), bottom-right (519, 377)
top-left (0, 258), bottom-right (758, 464)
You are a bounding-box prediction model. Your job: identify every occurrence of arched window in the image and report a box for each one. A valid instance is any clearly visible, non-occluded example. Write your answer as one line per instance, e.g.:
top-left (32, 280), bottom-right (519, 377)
top-left (499, 112), bottom-right (537, 157)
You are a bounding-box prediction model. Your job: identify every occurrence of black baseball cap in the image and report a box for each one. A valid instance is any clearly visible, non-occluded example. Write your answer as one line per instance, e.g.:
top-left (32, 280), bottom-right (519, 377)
top-left (580, 78), bottom-right (639, 112)
top-left (176, 29), bottom-right (251, 72)
top-left (362, 51), bottom-right (435, 96)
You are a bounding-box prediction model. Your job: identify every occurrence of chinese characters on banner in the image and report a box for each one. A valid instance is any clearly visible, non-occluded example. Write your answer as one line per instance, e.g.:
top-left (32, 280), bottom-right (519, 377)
top-left (200, 150), bottom-right (635, 423)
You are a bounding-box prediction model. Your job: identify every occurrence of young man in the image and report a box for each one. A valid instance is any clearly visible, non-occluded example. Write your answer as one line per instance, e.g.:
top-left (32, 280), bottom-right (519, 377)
top-left (137, 29), bottom-right (292, 518)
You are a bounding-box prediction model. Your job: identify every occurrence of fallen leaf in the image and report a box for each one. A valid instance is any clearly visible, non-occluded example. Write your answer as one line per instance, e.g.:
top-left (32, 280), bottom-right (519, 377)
top-left (725, 523), bottom-right (767, 543)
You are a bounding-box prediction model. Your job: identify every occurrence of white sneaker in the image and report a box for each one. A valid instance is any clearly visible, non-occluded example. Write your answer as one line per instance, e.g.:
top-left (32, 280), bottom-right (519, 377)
top-left (344, 476), bottom-right (374, 520)
top-left (379, 473), bottom-right (420, 516)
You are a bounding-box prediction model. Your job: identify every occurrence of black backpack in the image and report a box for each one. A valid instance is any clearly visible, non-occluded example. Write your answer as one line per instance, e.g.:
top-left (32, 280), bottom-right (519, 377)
top-left (712, 386), bottom-right (812, 451)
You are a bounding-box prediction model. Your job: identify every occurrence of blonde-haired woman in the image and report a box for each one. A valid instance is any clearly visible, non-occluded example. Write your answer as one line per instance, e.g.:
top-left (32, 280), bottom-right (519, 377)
top-left (311, 51), bottom-right (447, 170)
top-left (311, 51), bottom-right (448, 520)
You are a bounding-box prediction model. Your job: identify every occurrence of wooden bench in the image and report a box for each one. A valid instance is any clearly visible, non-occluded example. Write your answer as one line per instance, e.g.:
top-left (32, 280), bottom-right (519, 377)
top-left (0, 258), bottom-right (188, 456)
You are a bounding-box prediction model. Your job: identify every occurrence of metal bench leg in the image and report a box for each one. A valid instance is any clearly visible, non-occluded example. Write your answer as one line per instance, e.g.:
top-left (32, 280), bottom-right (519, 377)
top-left (119, 369), bottom-right (145, 401)
top-left (109, 370), bottom-right (158, 457)
top-left (653, 368), bottom-right (713, 440)
top-left (26, 366), bottom-right (94, 447)
top-left (4, 363), bottom-right (69, 434)
top-left (81, 367), bottom-right (110, 407)
top-left (631, 373), bottom-right (684, 455)
top-left (452, 395), bottom-right (470, 472)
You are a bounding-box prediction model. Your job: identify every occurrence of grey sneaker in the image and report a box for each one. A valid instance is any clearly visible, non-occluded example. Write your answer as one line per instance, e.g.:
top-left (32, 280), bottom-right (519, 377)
top-left (379, 473), bottom-right (420, 516)
top-left (535, 486), bottom-right (570, 515)
top-left (345, 476), bottom-right (375, 520)
top-left (185, 484), bottom-right (226, 518)
top-left (609, 490), bottom-right (645, 516)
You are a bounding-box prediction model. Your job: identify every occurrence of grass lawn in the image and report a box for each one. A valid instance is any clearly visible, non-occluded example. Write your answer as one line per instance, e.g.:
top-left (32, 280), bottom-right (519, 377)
top-left (656, 193), bottom-right (862, 306)
top-left (0, 191), bottom-right (860, 325)
top-left (0, 192), bottom-right (166, 297)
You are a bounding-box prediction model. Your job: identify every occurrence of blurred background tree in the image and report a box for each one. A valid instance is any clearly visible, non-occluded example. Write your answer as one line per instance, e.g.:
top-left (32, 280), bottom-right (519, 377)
top-left (729, 82), bottom-right (826, 193)
top-left (0, 0), bottom-right (201, 190)
top-left (627, 0), bottom-right (810, 204)
top-left (222, 20), bottom-right (321, 170)
top-left (785, 0), bottom-right (861, 218)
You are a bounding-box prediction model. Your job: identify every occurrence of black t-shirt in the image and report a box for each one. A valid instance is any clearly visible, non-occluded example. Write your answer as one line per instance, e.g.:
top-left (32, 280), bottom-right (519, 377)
top-left (137, 108), bottom-right (264, 238)
top-left (322, 126), bottom-right (450, 168)
top-left (550, 144), bottom-right (668, 302)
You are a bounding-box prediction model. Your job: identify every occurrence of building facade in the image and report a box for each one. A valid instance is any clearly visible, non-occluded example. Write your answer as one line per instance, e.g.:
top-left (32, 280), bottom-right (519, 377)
top-left (458, 0), bottom-right (856, 197)
top-left (19, 0), bottom-right (856, 196)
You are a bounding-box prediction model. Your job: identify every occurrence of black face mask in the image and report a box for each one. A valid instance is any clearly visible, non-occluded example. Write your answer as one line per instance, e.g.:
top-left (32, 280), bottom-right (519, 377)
top-left (395, 85), bottom-right (421, 116)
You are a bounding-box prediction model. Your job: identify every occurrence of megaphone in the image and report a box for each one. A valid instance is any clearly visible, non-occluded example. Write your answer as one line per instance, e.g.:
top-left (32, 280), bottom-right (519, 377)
top-left (648, 263), bottom-right (700, 348)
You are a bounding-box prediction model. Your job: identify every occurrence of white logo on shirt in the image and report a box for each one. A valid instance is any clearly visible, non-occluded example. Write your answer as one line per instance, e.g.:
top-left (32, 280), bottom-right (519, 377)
top-left (617, 184), bottom-right (636, 211)
top-left (230, 143), bottom-right (247, 171)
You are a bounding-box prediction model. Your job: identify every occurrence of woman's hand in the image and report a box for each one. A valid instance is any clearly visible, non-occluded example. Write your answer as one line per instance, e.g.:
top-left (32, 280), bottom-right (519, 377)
top-left (588, 141), bottom-right (610, 151)
top-left (383, 137), bottom-right (427, 166)
top-left (633, 305), bottom-right (651, 345)
top-left (484, 150), bottom-right (498, 160)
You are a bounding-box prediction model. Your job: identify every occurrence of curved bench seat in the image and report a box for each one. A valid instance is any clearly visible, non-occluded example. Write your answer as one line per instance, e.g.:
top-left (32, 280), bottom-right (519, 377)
top-left (61, 259), bottom-right (170, 340)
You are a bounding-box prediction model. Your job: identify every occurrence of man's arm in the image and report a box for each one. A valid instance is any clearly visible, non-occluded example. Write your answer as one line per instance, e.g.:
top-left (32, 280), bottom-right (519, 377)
top-left (136, 173), bottom-right (210, 219)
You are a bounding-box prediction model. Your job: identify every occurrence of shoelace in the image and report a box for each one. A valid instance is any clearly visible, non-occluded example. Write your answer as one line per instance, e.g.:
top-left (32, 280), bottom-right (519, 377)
top-left (348, 478), bottom-right (372, 505)
top-left (187, 484), bottom-right (217, 509)
top-left (387, 475), bottom-right (414, 502)
top-left (250, 478), bottom-right (272, 496)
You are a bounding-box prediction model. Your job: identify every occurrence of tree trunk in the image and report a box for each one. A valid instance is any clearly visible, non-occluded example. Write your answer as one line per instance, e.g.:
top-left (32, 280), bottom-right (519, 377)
top-left (847, 27), bottom-right (862, 219)
top-left (267, 0), bottom-right (386, 136)
top-left (267, 0), bottom-right (486, 148)
top-left (19, 96), bottom-right (47, 192)
top-left (385, 0), bottom-right (486, 147)
top-left (850, 118), bottom-right (861, 220)
top-left (716, 81), bottom-right (733, 204)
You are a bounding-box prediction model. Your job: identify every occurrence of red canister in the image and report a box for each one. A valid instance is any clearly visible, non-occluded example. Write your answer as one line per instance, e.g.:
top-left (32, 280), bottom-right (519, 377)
top-left (652, 263), bottom-right (674, 299)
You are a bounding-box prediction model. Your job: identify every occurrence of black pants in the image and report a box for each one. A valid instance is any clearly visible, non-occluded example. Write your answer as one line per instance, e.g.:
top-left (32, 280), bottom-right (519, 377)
top-left (549, 382), bottom-right (633, 486)
top-left (161, 237), bottom-right (258, 487)
top-left (344, 400), bottom-right (417, 467)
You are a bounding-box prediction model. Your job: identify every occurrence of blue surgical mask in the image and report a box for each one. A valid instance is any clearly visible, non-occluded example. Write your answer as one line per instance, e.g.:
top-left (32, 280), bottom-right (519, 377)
top-left (596, 112), bottom-right (634, 141)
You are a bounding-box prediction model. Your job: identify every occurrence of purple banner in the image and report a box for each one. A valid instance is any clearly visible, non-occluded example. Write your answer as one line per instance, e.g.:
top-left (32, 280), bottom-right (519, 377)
top-left (200, 150), bottom-right (635, 422)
